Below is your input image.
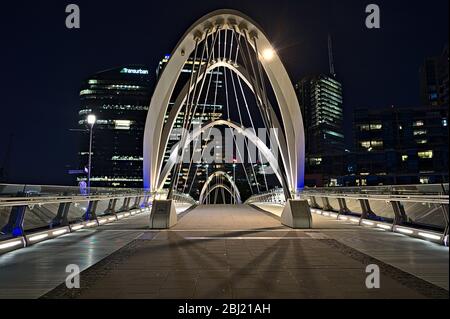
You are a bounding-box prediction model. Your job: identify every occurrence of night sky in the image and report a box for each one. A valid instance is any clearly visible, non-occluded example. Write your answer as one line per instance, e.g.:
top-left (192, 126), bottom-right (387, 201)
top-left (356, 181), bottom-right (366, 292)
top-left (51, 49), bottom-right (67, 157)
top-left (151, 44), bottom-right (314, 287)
top-left (0, 0), bottom-right (448, 186)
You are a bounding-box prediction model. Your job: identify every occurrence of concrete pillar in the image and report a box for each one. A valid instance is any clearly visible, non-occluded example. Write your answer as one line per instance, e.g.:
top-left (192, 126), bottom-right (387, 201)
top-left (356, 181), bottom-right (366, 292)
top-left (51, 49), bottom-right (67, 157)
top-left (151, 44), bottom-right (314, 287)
top-left (281, 199), bottom-right (312, 229)
top-left (149, 200), bottom-right (178, 229)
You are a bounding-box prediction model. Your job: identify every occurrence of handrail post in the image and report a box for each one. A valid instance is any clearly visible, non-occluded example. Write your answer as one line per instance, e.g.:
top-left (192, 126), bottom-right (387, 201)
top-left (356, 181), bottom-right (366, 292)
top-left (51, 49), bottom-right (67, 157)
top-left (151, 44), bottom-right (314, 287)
top-left (391, 200), bottom-right (407, 225)
top-left (52, 202), bottom-right (71, 227)
top-left (85, 200), bottom-right (99, 221)
top-left (321, 197), bottom-right (333, 211)
top-left (359, 199), bottom-right (374, 223)
top-left (105, 198), bottom-right (118, 215)
top-left (118, 197), bottom-right (131, 212)
top-left (441, 203), bottom-right (448, 245)
top-left (2, 205), bottom-right (26, 237)
top-left (338, 198), bottom-right (349, 216)
top-left (1, 191), bottom-right (28, 237)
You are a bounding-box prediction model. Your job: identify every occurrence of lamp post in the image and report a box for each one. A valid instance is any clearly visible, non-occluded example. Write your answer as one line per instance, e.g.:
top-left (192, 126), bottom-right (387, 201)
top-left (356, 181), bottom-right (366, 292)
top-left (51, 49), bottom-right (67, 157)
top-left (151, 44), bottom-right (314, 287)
top-left (87, 114), bottom-right (97, 194)
top-left (205, 164), bottom-right (209, 205)
top-left (233, 159), bottom-right (237, 205)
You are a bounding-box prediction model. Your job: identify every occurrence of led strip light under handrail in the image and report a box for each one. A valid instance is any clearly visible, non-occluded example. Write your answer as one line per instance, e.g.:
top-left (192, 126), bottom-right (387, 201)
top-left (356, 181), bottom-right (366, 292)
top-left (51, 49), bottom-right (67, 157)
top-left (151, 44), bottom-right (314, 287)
top-left (310, 208), bottom-right (445, 245)
top-left (0, 207), bottom-right (152, 255)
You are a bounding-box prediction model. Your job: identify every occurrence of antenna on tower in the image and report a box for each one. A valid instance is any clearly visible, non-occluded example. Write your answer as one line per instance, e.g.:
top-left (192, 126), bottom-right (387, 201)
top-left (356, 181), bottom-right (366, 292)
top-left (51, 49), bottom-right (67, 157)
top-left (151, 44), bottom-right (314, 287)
top-left (328, 34), bottom-right (336, 77)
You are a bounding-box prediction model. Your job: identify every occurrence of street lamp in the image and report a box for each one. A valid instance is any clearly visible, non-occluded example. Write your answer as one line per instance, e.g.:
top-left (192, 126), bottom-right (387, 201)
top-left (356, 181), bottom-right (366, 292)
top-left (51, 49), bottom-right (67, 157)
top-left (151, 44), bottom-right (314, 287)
top-left (87, 114), bottom-right (96, 193)
top-left (232, 159), bottom-right (237, 205)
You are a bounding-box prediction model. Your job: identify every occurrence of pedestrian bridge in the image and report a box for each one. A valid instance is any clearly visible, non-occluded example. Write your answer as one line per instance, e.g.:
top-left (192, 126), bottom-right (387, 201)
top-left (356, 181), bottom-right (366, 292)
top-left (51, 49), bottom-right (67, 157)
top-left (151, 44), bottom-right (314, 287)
top-left (0, 9), bottom-right (448, 299)
top-left (0, 184), bottom-right (448, 299)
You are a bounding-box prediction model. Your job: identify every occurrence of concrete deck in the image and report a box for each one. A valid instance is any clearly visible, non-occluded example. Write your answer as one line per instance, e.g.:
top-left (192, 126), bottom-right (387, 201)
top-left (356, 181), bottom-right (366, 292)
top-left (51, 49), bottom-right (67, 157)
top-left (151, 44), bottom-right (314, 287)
top-left (0, 204), bottom-right (448, 299)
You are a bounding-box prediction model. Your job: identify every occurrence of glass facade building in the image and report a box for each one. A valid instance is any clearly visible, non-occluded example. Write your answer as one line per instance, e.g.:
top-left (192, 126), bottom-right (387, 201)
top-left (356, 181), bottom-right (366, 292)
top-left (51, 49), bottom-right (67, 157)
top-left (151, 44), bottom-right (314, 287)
top-left (296, 74), bottom-right (345, 155)
top-left (77, 65), bottom-right (152, 188)
top-left (351, 105), bottom-right (448, 185)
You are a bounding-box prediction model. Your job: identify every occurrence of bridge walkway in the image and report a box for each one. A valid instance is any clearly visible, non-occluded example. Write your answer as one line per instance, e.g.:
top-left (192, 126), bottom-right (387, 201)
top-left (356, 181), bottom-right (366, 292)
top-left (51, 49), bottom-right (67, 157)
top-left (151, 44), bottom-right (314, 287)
top-left (0, 204), bottom-right (448, 299)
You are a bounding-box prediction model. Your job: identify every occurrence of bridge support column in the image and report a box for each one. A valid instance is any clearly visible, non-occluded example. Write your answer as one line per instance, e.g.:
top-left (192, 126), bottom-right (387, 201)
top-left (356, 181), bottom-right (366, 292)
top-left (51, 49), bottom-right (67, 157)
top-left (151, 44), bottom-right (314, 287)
top-left (281, 199), bottom-right (312, 229)
top-left (149, 200), bottom-right (177, 229)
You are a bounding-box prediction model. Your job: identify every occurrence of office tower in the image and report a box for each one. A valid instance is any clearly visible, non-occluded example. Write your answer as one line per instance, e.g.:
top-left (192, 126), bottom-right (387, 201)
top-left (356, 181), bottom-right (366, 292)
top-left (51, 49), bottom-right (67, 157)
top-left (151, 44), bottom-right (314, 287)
top-left (296, 74), bottom-right (345, 155)
top-left (77, 65), bottom-right (152, 188)
top-left (352, 105), bottom-right (448, 185)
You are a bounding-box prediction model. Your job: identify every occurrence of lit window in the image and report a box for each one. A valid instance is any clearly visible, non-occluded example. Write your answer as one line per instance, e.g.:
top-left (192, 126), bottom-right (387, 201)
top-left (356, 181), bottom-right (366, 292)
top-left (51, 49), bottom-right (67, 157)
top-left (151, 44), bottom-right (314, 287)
top-left (443, 119), bottom-right (448, 127)
top-left (310, 157), bottom-right (323, 165)
top-left (360, 141), bottom-right (371, 149)
top-left (402, 155), bottom-right (408, 162)
top-left (360, 124), bottom-right (382, 131)
top-left (413, 120), bottom-right (424, 127)
top-left (360, 124), bottom-right (370, 131)
top-left (80, 89), bottom-right (95, 96)
top-left (114, 120), bottom-right (131, 130)
top-left (371, 141), bottom-right (383, 147)
top-left (420, 177), bottom-right (430, 184)
top-left (111, 156), bottom-right (143, 161)
top-left (413, 130), bottom-right (427, 136)
top-left (416, 139), bottom-right (428, 144)
top-left (370, 124), bottom-right (382, 130)
top-left (418, 151), bottom-right (433, 159)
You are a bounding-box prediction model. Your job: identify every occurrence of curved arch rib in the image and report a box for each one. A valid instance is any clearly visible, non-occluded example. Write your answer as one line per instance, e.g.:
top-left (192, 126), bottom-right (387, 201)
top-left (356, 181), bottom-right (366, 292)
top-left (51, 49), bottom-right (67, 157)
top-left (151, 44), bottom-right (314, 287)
top-left (157, 60), bottom-right (291, 193)
top-left (157, 119), bottom-right (284, 191)
top-left (199, 171), bottom-right (242, 204)
top-left (202, 184), bottom-right (238, 205)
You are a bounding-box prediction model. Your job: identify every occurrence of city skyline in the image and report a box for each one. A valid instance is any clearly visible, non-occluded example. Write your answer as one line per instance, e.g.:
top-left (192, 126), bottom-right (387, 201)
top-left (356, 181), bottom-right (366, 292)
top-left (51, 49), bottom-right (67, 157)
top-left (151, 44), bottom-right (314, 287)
top-left (0, 0), bottom-right (448, 185)
top-left (0, 5), bottom-right (448, 303)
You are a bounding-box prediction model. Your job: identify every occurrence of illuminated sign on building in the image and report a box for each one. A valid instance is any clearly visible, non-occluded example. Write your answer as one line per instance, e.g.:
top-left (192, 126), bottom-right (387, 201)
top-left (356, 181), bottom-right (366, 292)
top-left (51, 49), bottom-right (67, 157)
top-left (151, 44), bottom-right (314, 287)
top-left (120, 68), bottom-right (149, 75)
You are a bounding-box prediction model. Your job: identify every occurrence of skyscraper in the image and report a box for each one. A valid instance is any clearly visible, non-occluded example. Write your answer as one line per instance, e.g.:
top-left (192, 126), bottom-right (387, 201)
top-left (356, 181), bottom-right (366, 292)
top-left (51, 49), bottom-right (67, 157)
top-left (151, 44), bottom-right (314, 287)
top-left (296, 74), bottom-right (345, 155)
top-left (77, 65), bottom-right (152, 188)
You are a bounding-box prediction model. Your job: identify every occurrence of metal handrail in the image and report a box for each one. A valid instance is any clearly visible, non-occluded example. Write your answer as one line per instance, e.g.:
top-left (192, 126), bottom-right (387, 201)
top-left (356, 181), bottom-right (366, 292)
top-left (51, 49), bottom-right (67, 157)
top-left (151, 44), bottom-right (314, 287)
top-left (246, 184), bottom-right (449, 205)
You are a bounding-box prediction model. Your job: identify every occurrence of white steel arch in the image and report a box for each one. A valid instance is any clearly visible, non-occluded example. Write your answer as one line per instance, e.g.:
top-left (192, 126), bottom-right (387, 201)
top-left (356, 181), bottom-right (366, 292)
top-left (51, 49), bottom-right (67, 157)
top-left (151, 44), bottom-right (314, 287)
top-left (157, 60), bottom-right (290, 191)
top-left (157, 119), bottom-right (284, 191)
top-left (144, 9), bottom-right (305, 193)
top-left (201, 184), bottom-right (238, 205)
top-left (199, 171), bottom-right (242, 204)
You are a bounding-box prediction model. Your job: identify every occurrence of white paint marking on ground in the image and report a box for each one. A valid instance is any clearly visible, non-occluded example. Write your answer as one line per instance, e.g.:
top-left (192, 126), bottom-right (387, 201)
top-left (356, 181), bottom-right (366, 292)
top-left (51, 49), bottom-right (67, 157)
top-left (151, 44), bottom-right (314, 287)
top-left (183, 237), bottom-right (325, 240)
top-left (98, 229), bottom-right (362, 233)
